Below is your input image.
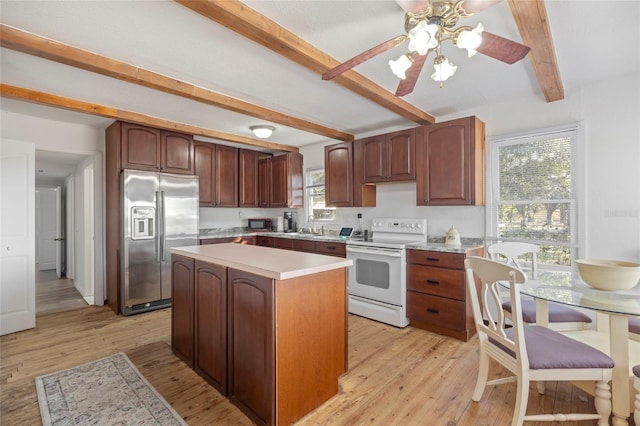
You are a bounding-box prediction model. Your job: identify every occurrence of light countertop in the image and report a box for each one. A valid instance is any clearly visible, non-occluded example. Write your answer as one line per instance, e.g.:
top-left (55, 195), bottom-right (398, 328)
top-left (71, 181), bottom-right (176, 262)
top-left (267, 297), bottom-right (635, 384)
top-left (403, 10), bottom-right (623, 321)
top-left (170, 243), bottom-right (352, 280)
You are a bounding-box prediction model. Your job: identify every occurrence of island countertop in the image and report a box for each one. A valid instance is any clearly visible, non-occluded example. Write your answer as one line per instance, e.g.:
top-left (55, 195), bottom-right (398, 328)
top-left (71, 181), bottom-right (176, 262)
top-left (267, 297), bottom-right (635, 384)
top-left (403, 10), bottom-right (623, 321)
top-left (170, 243), bottom-right (352, 280)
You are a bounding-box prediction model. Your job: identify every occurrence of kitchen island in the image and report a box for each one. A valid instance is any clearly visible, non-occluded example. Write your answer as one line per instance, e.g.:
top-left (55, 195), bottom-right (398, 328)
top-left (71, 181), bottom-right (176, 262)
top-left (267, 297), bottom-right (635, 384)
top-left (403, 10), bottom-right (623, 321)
top-left (169, 243), bottom-right (352, 426)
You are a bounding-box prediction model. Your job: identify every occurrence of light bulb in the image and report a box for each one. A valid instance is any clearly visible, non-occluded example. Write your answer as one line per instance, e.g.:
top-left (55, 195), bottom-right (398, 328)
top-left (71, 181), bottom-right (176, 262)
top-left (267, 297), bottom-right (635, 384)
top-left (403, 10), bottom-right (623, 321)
top-left (431, 55), bottom-right (457, 82)
top-left (389, 54), bottom-right (413, 80)
top-left (456, 23), bottom-right (484, 58)
top-left (408, 20), bottom-right (439, 56)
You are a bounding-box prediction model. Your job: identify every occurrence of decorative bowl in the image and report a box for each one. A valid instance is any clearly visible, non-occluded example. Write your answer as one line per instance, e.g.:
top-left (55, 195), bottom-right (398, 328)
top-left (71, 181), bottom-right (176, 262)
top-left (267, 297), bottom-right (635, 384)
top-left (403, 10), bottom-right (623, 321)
top-left (575, 259), bottom-right (640, 291)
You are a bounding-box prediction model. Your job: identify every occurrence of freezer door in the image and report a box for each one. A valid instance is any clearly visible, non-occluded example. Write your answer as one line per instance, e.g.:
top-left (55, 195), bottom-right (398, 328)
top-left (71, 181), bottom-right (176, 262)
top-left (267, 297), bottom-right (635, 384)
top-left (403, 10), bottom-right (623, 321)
top-left (122, 170), bottom-right (162, 314)
top-left (159, 173), bottom-right (199, 300)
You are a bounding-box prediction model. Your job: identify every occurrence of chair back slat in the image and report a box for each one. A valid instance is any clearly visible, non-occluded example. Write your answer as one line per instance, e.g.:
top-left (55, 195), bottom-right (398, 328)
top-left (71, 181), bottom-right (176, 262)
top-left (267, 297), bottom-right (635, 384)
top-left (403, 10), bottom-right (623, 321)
top-left (487, 242), bottom-right (539, 279)
top-left (465, 256), bottom-right (528, 364)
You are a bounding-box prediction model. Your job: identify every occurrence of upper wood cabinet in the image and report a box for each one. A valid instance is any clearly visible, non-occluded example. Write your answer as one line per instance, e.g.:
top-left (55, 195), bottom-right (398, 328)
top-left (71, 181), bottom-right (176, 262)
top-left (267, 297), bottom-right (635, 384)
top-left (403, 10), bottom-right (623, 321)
top-left (120, 122), bottom-right (194, 174)
top-left (258, 157), bottom-right (271, 208)
top-left (268, 153), bottom-right (303, 208)
top-left (238, 149), bottom-right (260, 208)
top-left (194, 142), bottom-right (239, 207)
top-left (416, 116), bottom-right (485, 206)
top-left (324, 142), bottom-right (353, 207)
top-left (356, 128), bottom-right (415, 183)
top-left (324, 142), bottom-right (376, 208)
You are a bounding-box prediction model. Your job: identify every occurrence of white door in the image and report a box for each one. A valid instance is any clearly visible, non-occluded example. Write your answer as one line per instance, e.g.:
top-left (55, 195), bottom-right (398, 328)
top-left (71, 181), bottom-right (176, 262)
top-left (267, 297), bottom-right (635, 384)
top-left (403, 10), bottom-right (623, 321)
top-left (37, 187), bottom-right (57, 271)
top-left (55, 186), bottom-right (63, 278)
top-left (1, 139), bottom-right (36, 335)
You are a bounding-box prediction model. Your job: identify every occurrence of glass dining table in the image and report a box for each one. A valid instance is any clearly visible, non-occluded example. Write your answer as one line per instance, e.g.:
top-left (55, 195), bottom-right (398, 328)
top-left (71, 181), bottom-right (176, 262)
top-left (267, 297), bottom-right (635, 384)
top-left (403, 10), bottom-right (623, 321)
top-left (519, 271), bottom-right (640, 426)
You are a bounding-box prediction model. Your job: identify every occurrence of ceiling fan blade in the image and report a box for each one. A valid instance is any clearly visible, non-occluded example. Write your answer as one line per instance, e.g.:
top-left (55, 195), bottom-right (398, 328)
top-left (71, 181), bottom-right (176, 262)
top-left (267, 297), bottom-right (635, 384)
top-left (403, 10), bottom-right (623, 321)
top-left (395, 53), bottom-right (428, 97)
top-left (322, 35), bottom-right (407, 80)
top-left (395, 0), bottom-right (431, 13)
top-left (477, 31), bottom-right (530, 64)
top-left (461, 0), bottom-right (504, 13)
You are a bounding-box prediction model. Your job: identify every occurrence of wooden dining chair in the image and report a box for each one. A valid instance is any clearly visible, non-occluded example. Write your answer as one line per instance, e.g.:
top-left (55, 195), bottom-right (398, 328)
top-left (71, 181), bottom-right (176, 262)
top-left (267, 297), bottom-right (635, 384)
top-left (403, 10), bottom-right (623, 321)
top-left (464, 256), bottom-right (614, 426)
top-left (487, 242), bottom-right (592, 331)
top-left (634, 364), bottom-right (640, 426)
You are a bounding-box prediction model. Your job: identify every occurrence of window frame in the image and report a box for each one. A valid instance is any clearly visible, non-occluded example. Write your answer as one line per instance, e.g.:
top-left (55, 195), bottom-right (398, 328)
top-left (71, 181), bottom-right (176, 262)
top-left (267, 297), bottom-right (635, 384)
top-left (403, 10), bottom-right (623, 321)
top-left (485, 122), bottom-right (585, 271)
top-left (305, 167), bottom-right (336, 223)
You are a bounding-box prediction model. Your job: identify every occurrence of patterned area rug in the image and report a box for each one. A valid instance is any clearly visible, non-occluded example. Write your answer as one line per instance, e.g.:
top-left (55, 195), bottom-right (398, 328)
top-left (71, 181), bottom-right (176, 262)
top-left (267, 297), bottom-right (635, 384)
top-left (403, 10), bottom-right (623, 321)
top-left (36, 352), bottom-right (187, 425)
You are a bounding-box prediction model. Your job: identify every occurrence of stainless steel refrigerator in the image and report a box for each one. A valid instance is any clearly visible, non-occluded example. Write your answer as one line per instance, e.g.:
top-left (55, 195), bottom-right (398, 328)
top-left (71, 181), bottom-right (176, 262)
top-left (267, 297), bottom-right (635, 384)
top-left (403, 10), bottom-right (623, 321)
top-left (121, 169), bottom-right (199, 316)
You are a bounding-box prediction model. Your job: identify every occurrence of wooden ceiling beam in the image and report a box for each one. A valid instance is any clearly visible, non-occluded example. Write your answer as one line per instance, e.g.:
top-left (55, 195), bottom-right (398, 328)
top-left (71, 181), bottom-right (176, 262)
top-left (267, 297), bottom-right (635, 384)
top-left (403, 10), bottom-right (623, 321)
top-left (0, 24), bottom-right (350, 143)
top-left (507, 0), bottom-right (564, 102)
top-left (0, 84), bottom-right (299, 152)
top-left (176, 0), bottom-right (436, 124)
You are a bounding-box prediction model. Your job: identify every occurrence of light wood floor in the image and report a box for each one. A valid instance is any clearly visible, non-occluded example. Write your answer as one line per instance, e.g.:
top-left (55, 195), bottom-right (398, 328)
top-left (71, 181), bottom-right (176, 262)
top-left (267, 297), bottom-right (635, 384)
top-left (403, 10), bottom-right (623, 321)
top-left (35, 269), bottom-right (87, 316)
top-left (1, 307), bottom-right (631, 426)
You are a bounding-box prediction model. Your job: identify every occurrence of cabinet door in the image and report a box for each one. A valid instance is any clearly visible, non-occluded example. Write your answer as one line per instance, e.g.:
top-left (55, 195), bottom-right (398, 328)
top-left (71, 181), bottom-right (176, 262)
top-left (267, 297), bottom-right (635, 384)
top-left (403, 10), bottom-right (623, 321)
top-left (228, 269), bottom-right (275, 425)
top-left (269, 154), bottom-right (288, 207)
top-left (416, 116), bottom-right (485, 206)
top-left (255, 236), bottom-right (274, 247)
top-left (238, 149), bottom-right (260, 208)
top-left (161, 131), bottom-right (194, 174)
top-left (324, 142), bottom-right (353, 207)
top-left (387, 128), bottom-right (415, 181)
top-left (121, 122), bottom-right (160, 171)
top-left (258, 157), bottom-right (270, 208)
top-left (194, 261), bottom-right (228, 394)
top-left (194, 142), bottom-right (214, 206)
top-left (171, 254), bottom-right (195, 367)
top-left (360, 135), bottom-right (387, 183)
top-left (215, 145), bottom-right (239, 207)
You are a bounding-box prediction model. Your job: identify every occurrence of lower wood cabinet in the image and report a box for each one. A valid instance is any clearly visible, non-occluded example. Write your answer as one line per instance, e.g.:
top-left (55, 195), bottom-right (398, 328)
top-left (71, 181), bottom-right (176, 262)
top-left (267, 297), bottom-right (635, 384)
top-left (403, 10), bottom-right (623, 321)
top-left (194, 261), bottom-right (228, 394)
top-left (406, 247), bottom-right (483, 341)
top-left (171, 254), bottom-right (195, 367)
top-left (200, 236), bottom-right (256, 245)
top-left (171, 255), bottom-right (347, 426)
top-left (254, 236), bottom-right (346, 257)
top-left (228, 268), bottom-right (275, 425)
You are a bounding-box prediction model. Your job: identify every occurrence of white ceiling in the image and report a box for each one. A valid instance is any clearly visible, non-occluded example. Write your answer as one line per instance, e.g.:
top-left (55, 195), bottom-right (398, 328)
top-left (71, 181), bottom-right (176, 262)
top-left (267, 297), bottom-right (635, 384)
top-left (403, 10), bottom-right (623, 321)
top-left (1, 0), bottom-right (639, 180)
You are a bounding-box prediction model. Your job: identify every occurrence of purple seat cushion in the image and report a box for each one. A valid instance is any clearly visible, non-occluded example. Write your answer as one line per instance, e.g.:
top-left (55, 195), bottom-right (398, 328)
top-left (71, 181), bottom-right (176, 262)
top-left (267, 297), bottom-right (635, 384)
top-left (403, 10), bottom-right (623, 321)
top-left (629, 317), bottom-right (640, 334)
top-left (489, 325), bottom-right (613, 370)
top-left (633, 364), bottom-right (640, 378)
top-left (502, 300), bottom-right (592, 324)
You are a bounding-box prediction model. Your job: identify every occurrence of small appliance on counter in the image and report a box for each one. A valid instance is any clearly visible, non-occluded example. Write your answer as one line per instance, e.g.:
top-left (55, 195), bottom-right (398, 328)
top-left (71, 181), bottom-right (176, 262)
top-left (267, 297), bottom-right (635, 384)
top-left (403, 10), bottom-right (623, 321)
top-left (247, 218), bottom-right (273, 232)
top-left (283, 211), bottom-right (298, 233)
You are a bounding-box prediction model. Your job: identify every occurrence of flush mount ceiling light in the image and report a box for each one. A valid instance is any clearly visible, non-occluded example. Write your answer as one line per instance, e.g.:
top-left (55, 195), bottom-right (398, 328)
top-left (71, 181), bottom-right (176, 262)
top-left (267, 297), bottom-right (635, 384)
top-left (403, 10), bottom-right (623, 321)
top-left (322, 0), bottom-right (530, 97)
top-left (250, 125), bottom-right (275, 139)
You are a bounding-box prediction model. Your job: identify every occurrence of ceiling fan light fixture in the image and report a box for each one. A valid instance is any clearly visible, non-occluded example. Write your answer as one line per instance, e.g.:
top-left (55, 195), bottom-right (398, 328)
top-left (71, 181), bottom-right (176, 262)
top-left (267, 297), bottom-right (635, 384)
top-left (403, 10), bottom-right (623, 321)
top-left (389, 53), bottom-right (414, 80)
top-left (250, 125), bottom-right (275, 139)
top-left (455, 23), bottom-right (484, 57)
top-left (408, 20), bottom-right (439, 56)
top-left (431, 54), bottom-right (457, 83)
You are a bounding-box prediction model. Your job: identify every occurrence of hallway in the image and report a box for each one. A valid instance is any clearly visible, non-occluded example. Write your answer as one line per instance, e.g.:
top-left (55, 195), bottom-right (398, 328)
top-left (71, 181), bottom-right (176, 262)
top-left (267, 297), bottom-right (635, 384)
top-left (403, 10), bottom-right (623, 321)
top-left (36, 269), bottom-right (87, 316)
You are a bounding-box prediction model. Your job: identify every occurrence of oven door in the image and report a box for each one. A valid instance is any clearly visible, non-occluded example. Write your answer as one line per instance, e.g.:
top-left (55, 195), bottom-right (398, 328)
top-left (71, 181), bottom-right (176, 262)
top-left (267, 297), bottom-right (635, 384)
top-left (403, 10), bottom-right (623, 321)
top-left (347, 245), bottom-right (405, 306)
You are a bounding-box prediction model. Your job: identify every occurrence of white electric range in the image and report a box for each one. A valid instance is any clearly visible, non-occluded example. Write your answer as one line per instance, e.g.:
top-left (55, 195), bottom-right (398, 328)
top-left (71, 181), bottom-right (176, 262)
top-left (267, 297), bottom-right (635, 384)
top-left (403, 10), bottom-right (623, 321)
top-left (346, 217), bottom-right (427, 327)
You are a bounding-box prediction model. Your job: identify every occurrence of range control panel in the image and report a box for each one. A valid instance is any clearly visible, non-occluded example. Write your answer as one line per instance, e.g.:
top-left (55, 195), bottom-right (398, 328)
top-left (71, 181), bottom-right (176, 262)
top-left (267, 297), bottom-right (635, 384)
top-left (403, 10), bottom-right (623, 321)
top-left (370, 217), bottom-right (427, 234)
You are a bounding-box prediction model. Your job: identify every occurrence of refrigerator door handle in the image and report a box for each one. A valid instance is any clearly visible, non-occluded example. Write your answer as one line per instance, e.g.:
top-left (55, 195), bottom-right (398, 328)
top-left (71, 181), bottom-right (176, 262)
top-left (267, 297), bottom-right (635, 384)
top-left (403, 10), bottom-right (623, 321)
top-left (160, 190), bottom-right (166, 261)
top-left (155, 190), bottom-right (162, 263)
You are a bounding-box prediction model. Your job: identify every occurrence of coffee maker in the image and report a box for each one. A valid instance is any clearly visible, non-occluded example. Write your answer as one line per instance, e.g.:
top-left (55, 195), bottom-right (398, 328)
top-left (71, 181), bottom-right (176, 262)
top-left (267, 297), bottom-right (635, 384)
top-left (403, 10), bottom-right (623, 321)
top-left (283, 211), bottom-right (298, 233)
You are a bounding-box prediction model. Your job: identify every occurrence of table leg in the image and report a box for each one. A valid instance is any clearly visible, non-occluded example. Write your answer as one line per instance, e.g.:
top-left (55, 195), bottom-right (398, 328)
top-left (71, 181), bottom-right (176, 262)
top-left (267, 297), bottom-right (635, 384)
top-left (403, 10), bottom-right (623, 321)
top-left (535, 298), bottom-right (549, 327)
top-left (610, 314), bottom-right (630, 426)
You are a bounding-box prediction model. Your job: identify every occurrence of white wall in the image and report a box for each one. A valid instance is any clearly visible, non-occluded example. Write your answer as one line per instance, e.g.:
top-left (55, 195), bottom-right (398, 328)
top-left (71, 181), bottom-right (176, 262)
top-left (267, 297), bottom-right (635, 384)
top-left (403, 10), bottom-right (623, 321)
top-left (0, 110), bottom-right (106, 300)
top-left (300, 72), bottom-right (640, 262)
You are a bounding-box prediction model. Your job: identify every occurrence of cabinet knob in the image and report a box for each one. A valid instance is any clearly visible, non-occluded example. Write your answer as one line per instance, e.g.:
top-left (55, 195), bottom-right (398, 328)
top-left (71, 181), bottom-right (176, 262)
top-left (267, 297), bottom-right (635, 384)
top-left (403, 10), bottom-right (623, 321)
top-left (426, 280), bottom-right (439, 285)
top-left (426, 308), bottom-right (439, 314)
top-left (426, 257), bottom-right (439, 262)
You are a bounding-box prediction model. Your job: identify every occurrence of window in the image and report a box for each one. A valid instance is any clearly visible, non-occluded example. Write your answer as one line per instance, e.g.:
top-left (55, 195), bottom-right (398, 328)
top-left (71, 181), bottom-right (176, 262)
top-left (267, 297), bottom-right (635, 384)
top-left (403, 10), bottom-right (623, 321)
top-left (487, 124), bottom-right (582, 269)
top-left (305, 168), bottom-right (336, 221)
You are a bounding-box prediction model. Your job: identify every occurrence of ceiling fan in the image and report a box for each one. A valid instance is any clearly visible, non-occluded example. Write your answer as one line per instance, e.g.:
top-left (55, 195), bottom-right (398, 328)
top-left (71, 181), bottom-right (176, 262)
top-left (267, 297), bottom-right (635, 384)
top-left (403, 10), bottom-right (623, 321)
top-left (322, 0), bottom-right (531, 97)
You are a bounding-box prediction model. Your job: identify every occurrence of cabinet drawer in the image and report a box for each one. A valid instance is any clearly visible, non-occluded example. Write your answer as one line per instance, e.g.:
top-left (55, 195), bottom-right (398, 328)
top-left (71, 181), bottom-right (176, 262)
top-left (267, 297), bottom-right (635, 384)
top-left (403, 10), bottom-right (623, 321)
top-left (314, 241), bottom-right (346, 257)
top-left (273, 238), bottom-right (294, 250)
top-left (407, 250), bottom-right (465, 269)
top-left (407, 291), bottom-right (465, 331)
top-left (407, 265), bottom-right (465, 300)
top-left (256, 236), bottom-right (274, 247)
top-left (292, 239), bottom-right (316, 252)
